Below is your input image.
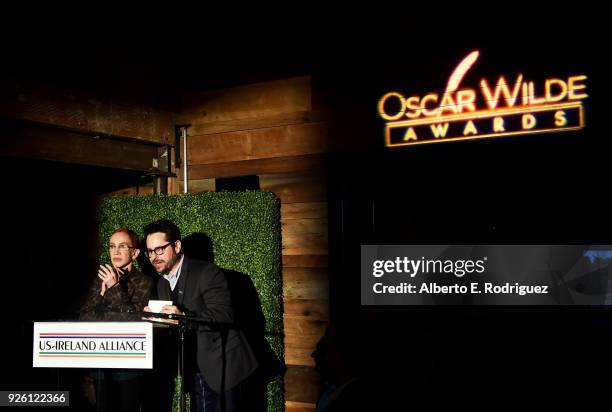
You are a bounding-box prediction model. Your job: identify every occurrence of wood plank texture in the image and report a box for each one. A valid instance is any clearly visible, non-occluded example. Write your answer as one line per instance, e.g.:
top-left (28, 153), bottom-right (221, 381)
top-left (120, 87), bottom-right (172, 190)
top-left (187, 154), bottom-right (328, 179)
top-left (187, 123), bottom-right (328, 165)
top-left (284, 365), bottom-right (321, 404)
top-left (178, 76), bottom-right (311, 125)
top-left (0, 81), bottom-right (174, 143)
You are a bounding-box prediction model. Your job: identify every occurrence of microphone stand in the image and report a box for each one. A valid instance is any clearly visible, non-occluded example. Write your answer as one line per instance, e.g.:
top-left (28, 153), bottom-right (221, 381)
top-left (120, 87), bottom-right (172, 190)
top-left (141, 311), bottom-right (234, 412)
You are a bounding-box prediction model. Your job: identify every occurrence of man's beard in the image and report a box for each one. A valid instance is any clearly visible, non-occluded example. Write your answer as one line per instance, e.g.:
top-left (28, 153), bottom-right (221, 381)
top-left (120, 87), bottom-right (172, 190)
top-left (154, 254), bottom-right (178, 276)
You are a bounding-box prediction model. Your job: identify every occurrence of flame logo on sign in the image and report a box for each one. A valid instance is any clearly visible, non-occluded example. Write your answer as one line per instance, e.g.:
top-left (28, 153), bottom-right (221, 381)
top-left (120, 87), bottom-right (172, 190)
top-left (445, 50), bottom-right (480, 95)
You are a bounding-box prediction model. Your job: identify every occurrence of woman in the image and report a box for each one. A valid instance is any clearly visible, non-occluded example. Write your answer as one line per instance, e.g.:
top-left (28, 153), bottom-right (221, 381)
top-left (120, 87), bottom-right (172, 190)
top-left (80, 227), bottom-right (154, 412)
top-left (81, 227), bottom-right (153, 321)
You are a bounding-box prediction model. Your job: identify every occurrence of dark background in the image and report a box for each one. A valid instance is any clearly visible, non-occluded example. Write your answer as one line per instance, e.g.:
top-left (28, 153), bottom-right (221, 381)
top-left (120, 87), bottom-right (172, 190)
top-left (1, 8), bottom-right (610, 409)
top-left (323, 16), bottom-right (612, 409)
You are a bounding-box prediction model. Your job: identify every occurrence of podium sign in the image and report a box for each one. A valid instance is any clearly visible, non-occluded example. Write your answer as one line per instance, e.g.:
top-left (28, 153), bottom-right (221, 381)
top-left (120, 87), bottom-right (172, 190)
top-left (33, 322), bottom-right (153, 369)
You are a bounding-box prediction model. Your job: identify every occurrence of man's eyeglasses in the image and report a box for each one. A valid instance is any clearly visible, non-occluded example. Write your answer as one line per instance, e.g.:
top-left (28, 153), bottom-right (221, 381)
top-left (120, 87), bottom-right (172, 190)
top-left (108, 244), bottom-right (133, 252)
top-left (146, 242), bottom-right (174, 258)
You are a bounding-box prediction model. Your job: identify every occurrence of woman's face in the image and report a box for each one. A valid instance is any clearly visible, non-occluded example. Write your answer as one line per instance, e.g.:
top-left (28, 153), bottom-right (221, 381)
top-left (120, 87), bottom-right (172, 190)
top-left (108, 231), bottom-right (138, 269)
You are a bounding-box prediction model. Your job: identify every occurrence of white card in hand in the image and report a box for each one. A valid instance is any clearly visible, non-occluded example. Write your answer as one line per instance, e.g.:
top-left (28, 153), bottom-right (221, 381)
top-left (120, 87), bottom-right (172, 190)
top-left (148, 300), bottom-right (173, 313)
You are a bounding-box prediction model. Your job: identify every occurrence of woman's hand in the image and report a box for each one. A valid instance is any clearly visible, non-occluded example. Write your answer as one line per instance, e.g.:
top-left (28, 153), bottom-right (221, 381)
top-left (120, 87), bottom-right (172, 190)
top-left (98, 264), bottom-right (123, 293)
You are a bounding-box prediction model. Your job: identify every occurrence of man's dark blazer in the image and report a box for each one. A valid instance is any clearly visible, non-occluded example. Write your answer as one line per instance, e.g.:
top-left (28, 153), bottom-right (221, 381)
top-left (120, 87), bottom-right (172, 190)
top-left (156, 255), bottom-right (259, 392)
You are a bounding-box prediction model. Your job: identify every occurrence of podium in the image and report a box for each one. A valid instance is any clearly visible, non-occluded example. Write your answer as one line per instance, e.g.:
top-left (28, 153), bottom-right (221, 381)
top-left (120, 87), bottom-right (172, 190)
top-left (33, 321), bottom-right (154, 369)
top-left (141, 311), bottom-right (235, 412)
top-left (33, 317), bottom-right (235, 412)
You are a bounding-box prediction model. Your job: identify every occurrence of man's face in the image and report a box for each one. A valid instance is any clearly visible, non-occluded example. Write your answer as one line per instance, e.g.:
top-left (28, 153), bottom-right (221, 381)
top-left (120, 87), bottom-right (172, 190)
top-left (108, 231), bottom-right (138, 269)
top-left (146, 232), bottom-right (181, 275)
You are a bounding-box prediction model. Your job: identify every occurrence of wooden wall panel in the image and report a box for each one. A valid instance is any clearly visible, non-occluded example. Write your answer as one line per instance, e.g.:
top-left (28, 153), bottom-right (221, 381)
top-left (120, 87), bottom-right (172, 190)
top-left (185, 110), bottom-right (325, 136)
top-left (260, 174), bottom-right (327, 204)
top-left (282, 233), bottom-right (328, 256)
top-left (178, 76), bottom-right (311, 125)
top-left (284, 365), bottom-right (321, 404)
top-left (283, 316), bottom-right (329, 367)
top-left (187, 123), bottom-right (328, 165)
top-left (282, 255), bottom-right (328, 268)
top-left (0, 80), bottom-right (174, 144)
top-left (283, 268), bottom-right (329, 300)
top-left (281, 202), bottom-right (328, 221)
top-left (178, 76), bottom-right (330, 411)
top-left (282, 219), bottom-right (328, 237)
top-left (1, 122), bottom-right (160, 172)
top-left (285, 401), bottom-right (316, 412)
top-left (283, 317), bottom-right (329, 342)
top-left (178, 178), bottom-right (215, 193)
top-left (283, 299), bottom-right (330, 320)
top-left (188, 154), bottom-right (327, 180)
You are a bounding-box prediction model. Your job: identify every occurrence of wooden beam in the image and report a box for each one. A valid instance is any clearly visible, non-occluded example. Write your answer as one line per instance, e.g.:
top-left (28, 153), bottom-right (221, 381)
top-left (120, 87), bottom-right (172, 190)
top-left (0, 80), bottom-right (174, 144)
top-left (187, 122), bottom-right (328, 165)
top-left (178, 76), bottom-right (312, 126)
top-left (187, 154), bottom-right (328, 179)
top-left (184, 110), bottom-right (327, 136)
top-left (1, 121), bottom-right (162, 172)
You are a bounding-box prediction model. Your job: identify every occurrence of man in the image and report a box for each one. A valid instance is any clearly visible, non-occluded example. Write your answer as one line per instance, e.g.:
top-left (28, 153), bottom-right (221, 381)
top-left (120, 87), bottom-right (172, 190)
top-left (142, 219), bottom-right (258, 412)
top-left (80, 227), bottom-right (154, 412)
top-left (311, 323), bottom-right (370, 412)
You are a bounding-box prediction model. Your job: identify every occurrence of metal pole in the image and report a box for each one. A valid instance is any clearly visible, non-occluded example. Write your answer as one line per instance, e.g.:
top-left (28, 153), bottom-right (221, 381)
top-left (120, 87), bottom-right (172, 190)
top-left (154, 146), bottom-right (169, 195)
top-left (180, 324), bottom-right (186, 412)
top-left (154, 176), bottom-right (168, 195)
top-left (183, 127), bottom-right (188, 193)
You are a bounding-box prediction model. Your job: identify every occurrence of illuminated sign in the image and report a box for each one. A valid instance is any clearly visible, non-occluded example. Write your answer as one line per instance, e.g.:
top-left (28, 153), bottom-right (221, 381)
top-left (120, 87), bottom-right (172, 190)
top-left (378, 50), bottom-right (587, 147)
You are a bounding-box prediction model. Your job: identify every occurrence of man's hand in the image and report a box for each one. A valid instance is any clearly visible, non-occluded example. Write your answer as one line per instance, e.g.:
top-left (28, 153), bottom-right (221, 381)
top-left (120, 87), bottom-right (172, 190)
top-left (159, 305), bottom-right (183, 324)
top-left (141, 305), bottom-right (182, 325)
top-left (98, 264), bottom-right (122, 292)
top-left (152, 305), bottom-right (184, 325)
top-left (160, 305), bottom-right (184, 315)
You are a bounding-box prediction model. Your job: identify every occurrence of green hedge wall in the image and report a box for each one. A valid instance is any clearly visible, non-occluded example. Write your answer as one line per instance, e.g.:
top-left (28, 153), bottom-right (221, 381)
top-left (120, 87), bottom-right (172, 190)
top-left (98, 191), bottom-right (283, 412)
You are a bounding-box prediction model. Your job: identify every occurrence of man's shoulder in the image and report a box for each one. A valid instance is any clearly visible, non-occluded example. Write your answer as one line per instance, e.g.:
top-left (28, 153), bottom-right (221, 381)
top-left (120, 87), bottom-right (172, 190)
top-left (184, 256), bottom-right (222, 274)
